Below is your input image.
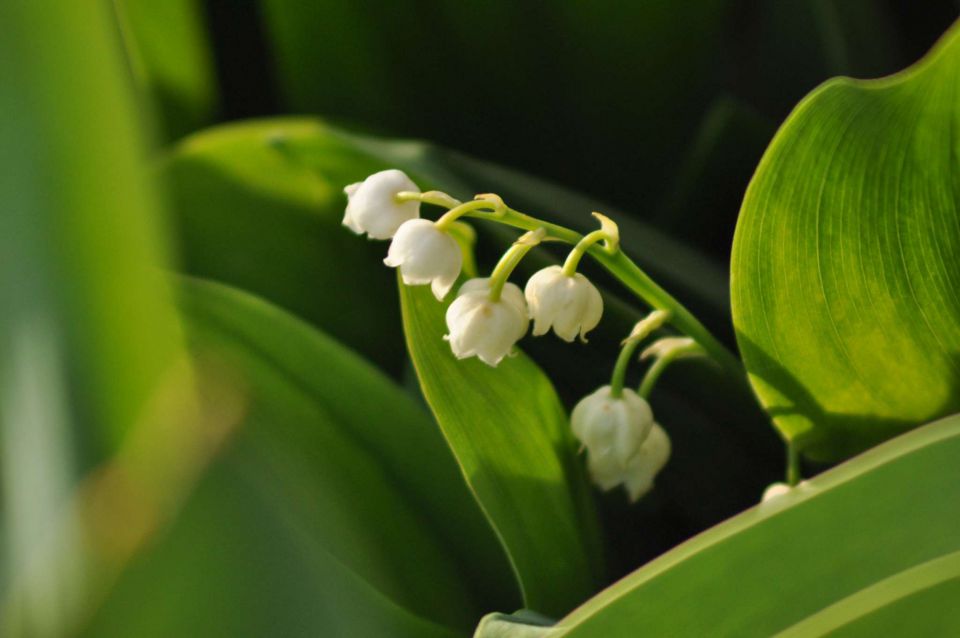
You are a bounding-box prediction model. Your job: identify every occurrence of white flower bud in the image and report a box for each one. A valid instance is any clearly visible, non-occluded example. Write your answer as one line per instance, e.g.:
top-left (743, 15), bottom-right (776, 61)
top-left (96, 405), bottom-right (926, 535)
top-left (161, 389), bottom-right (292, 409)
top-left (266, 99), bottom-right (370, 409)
top-left (384, 219), bottom-right (463, 300)
top-left (524, 265), bottom-right (603, 342)
top-left (571, 386), bottom-right (670, 501)
top-left (761, 482), bottom-right (792, 502)
top-left (444, 278), bottom-right (529, 367)
top-left (343, 169), bottom-right (420, 239)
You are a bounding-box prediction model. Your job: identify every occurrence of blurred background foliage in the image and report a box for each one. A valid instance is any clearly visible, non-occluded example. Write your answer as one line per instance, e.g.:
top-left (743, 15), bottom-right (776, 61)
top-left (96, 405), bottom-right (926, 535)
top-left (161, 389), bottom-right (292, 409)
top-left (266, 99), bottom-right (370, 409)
top-left (2, 1), bottom-right (959, 636)
top-left (206, 0), bottom-right (958, 263)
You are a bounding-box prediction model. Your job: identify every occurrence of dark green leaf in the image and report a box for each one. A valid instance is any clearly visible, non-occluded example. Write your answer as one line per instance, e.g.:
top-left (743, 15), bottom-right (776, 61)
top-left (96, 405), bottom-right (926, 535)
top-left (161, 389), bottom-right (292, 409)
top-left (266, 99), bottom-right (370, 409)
top-left (399, 282), bottom-right (603, 616)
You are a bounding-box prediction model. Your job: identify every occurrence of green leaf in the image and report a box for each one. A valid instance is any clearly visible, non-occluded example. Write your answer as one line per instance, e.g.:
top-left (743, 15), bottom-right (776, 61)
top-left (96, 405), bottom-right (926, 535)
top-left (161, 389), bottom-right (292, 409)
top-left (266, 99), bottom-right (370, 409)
top-left (113, 0), bottom-right (218, 140)
top-left (87, 278), bottom-right (518, 636)
top-left (777, 551), bottom-right (960, 637)
top-left (480, 413), bottom-right (960, 637)
top-left (731, 21), bottom-right (960, 461)
top-left (399, 283), bottom-right (603, 617)
top-left (161, 119), bottom-right (408, 372)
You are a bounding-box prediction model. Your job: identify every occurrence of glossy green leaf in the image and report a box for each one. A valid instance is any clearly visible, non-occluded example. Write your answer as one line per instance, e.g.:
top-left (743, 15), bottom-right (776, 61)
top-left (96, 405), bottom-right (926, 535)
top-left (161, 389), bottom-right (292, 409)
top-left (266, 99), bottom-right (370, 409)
top-left (477, 413), bottom-right (960, 637)
top-left (87, 278), bottom-right (518, 636)
top-left (731, 21), bottom-right (960, 461)
top-left (113, 0), bottom-right (218, 140)
top-left (399, 283), bottom-right (603, 617)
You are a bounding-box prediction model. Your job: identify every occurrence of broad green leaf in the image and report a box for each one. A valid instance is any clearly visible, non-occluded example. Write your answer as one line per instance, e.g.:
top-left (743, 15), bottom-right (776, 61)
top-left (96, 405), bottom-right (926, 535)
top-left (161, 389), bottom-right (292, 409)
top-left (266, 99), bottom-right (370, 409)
top-left (477, 414), bottom-right (960, 637)
top-left (731, 21), bottom-right (960, 461)
top-left (777, 550), bottom-right (960, 637)
top-left (399, 283), bottom-right (603, 617)
top-left (87, 278), bottom-right (518, 636)
top-left (0, 3), bottom-right (183, 634)
top-left (113, 0), bottom-right (218, 140)
top-left (160, 120), bottom-right (407, 372)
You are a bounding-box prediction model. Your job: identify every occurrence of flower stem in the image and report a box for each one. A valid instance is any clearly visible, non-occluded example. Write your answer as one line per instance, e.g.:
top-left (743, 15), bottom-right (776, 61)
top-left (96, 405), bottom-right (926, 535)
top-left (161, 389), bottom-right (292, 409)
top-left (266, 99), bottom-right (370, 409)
top-left (487, 228), bottom-right (545, 301)
top-left (562, 229), bottom-right (610, 276)
top-left (394, 190), bottom-right (742, 379)
top-left (468, 207), bottom-right (743, 379)
top-left (435, 199), bottom-right (498, 230)
top-left (786, 441), bottom-right (802, 486)
top-left (638, 339), bottom-right (703, 399)
top-left (609, 338), bottom-right (643, 398)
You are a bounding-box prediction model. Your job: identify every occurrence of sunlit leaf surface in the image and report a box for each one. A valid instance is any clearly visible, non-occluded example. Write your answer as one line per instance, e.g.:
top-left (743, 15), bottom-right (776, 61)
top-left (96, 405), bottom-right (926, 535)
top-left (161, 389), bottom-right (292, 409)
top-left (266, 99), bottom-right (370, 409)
top-left (732, 22), bottom-right (960, 461)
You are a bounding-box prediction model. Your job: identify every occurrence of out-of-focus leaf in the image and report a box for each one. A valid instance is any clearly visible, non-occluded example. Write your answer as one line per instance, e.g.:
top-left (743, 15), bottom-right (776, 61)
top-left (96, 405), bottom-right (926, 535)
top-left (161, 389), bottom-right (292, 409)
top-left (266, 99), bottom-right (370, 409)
top-left (478, 414), bottom-right (960, 637)
top-left (731, 21), bottom-right (960, 461)
top-left (86, 278), bottom-right (518, 636)
top-left (161, 120), bottom-right (406, 372)
top-left (399, 283), bottom-right (603, 617)
top-left (0, 3), bottom-right (183, 635)
top-left (113, 0), bottom-right (217, 140)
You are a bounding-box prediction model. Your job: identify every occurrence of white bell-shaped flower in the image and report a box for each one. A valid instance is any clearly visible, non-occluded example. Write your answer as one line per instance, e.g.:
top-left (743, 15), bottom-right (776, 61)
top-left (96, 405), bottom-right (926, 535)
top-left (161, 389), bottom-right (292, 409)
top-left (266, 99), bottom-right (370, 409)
top-left (571, 385), bottom-right (670, 500)
top-left (444, 278), bottom-right (529, 367)
top-left (343, 169), bottom-right (420, 239)
top-left (620, 423), bottom-right (671, 501)
top-left (761, 482), bottom-right (792, 502)
top-left (572, 385), bottom-right (653, 470)
top-left (384, 219), bottom-right (463, 300)
top-left (524, 265), bottom-right (603, 342)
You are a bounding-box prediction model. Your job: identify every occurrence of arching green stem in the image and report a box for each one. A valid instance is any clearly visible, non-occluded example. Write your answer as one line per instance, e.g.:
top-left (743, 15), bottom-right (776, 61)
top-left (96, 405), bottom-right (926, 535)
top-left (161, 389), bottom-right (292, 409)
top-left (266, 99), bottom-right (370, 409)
top-left (462, 206), bottom-right (743, 379)
top-left (786, 441), bottom-right (802, 486)
top-left (487, 228), bottom-right (545, 302)
top-left (394, 188), bottom-right (741, 379)
top-left (609, 339), bottom-right (643, 398)
top-left (638, 338), bottom-right (704, 399)
top-left (609, 311), bottom-right (670, 398)
top-left (562, 229), bottom-right (612, 276)
top-left (395, 190), bottom-right (461, 209)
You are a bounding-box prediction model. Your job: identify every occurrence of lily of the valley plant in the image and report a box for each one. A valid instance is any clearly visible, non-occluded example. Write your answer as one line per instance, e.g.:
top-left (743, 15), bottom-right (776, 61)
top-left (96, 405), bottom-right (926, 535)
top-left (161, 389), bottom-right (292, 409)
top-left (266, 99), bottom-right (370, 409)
top-left (343, 169), bottom-right (765, 501)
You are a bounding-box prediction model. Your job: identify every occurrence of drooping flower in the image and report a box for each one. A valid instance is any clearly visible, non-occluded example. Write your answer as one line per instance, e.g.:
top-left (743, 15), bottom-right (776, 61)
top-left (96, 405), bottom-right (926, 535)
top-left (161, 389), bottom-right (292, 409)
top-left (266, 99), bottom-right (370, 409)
top-left (524, 265), bottom-right (603, 342)
top-left (571, 385), bottom-right (669, 501)
top-left (343, 169), bottom-right (420, 239)
top-left (444, 278), bottom-right (529, 367)
top-left (385, 219), bottom-right (463, 300)
top-left (619, 423), bottom-right (671, 501)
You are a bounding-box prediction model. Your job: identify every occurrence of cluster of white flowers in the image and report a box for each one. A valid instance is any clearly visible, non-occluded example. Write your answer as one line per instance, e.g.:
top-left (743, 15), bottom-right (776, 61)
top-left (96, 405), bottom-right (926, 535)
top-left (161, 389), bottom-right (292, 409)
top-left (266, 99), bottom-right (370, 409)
top-left (343, 169), bottom-right (604, 367)
top-left (344, 169), bottom-right (679, 501)
top-left (571, 385), bottom-right (670, 501)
